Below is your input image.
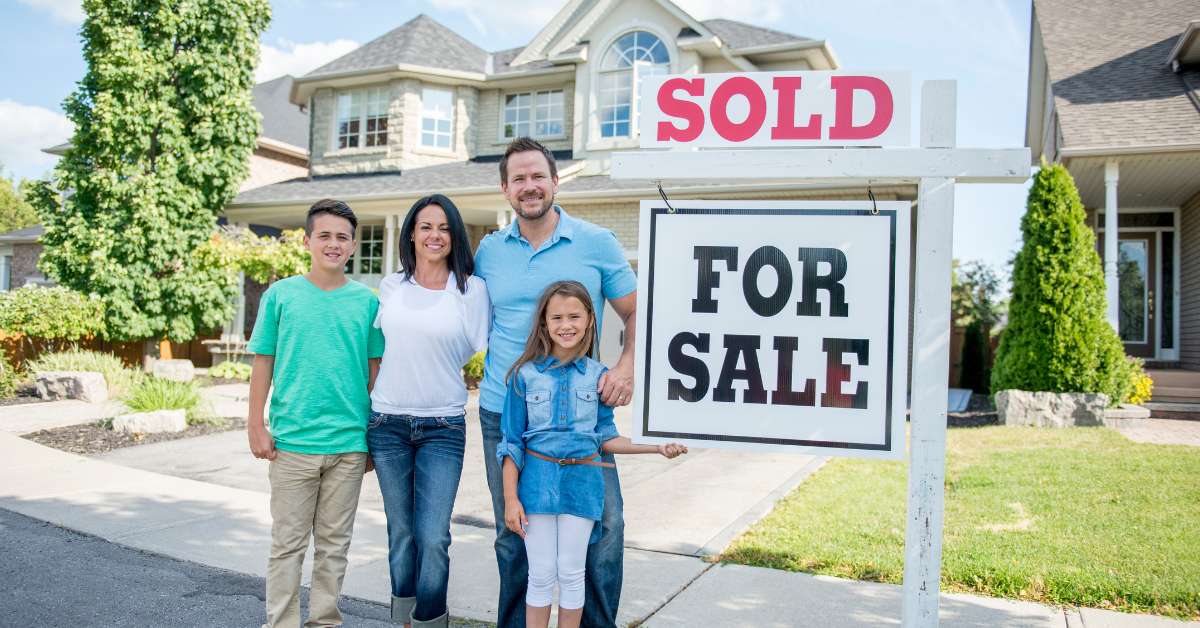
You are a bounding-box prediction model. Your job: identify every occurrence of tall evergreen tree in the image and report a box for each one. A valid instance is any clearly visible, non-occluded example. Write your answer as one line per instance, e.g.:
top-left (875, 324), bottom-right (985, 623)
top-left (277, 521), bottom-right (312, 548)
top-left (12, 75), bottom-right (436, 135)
top-left (991, 161), bottom-right (1130, 402)
top-left (34, 0), bottom-right (270, 343)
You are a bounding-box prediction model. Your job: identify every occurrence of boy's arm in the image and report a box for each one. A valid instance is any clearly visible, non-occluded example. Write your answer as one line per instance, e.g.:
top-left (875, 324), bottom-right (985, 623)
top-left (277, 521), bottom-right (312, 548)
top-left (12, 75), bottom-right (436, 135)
top-left (247, 354), bottom-right (276, 460)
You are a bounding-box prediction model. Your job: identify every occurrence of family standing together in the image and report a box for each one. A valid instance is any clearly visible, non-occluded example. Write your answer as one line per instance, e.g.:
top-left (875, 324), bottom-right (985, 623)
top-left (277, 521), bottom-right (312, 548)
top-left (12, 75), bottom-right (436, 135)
top-left (246, 137), bottom-right (687, 628)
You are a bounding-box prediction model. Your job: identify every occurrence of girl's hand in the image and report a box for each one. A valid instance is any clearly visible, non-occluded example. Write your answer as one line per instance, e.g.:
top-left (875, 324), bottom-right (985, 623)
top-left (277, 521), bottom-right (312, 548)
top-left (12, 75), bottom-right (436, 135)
top-left (658, 443), bottom-right (688, 459)
top-left (504, 498), bottom-right (528, 539)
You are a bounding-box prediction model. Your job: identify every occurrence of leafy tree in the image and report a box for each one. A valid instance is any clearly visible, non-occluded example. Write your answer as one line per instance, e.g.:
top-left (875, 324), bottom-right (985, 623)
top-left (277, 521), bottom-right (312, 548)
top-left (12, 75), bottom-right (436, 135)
top-left (33, 0), bottom-right (271, 343)
top-left (197, 225), bottom-right (309, 284)
top-left (990, 161), bottom-right (1132, 404)
top-left (0, 166), bottom-right (40, 233)
top-left (951, 260), bottom-right (1004, 329)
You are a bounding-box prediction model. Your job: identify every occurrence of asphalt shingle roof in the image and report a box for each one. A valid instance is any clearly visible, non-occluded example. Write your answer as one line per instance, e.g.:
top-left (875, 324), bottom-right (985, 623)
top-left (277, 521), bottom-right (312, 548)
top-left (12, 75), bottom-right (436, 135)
top-left (306, 14), bottom-right (489, 78)
top-left (252, 75), bottom-right (308, 150)
top-left (0, 225), bottom-right (44, 242)
top-left (231, 160), bottom-right (566, 205)
top-left (1036, 0), bottom-right (1200, 149)
top-left (701, 19), bottom-right (812, 50)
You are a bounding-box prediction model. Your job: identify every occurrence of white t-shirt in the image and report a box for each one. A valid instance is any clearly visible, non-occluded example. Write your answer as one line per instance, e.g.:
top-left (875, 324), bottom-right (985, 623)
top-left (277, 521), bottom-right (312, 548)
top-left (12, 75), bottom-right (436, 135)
top-left (370, 272), bottom-right (490, 417)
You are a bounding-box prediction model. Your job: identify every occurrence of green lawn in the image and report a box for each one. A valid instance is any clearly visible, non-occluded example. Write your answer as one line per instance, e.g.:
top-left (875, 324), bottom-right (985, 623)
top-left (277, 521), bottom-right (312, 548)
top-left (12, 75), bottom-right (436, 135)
top-left (722, 426), bottom-right (1200, 619)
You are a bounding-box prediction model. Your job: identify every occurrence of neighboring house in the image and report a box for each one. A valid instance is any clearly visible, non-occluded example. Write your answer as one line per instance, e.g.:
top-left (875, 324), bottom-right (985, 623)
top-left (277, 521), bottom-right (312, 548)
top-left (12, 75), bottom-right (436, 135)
top-left (224, 0), bottom-right (916, 360)
top-left (1026, 0), bottom-right (1200, 373)
top-left (0, 75), bottom-right (312, 292)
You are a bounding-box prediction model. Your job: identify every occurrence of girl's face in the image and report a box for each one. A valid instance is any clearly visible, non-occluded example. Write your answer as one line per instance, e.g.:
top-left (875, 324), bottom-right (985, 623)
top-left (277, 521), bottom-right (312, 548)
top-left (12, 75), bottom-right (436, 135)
top-left (412, 204), bottom-right (451, 266)
top-left (545, 294), bottom-right (590, 354)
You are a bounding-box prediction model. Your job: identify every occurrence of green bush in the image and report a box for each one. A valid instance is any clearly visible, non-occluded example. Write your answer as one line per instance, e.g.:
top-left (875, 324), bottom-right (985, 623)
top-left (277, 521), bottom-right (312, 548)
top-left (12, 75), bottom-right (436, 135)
top-left (209, 360), bottom-right (251, 381)
top-left (464, 351), bottom-right (485, 381)
top-left (27, 349), bottom-right (143, 397)
top-left (0, 354), bottom-right (22, 398)
top-left (0, 286), bottom-right (105, 344)
top-left (991, 162), bottom-right (1130, 406)
top-left (124, 377), bottom-right (211, 425)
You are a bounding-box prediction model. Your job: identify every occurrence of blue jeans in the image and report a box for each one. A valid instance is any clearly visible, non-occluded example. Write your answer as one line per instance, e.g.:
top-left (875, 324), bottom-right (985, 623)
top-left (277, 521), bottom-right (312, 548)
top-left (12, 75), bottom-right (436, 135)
top-left (480, 407), bottom-right (624, 628)
top-left (368, 412), bottom-right (466, 623)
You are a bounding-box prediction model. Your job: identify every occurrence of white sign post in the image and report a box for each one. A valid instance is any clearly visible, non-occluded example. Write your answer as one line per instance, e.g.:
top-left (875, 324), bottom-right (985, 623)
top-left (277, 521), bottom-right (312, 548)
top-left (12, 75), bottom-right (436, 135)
top-left (632, 200), bottom-right (911, 459)
top-left (612, 73), bottom-right (1029, 627)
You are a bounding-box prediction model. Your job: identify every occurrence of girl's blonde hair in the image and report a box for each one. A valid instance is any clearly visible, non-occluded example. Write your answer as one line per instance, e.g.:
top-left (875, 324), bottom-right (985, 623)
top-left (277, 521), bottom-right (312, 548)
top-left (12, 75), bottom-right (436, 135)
top-left (507, 280), bottom-right (598, 384)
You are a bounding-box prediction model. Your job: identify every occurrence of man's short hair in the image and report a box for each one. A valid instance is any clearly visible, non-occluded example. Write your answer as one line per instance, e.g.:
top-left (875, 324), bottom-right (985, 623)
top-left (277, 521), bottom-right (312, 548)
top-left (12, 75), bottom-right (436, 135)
top-left (305, 198), bottom-right (358, 235)
top-left (499, 137), bottom-right (557, 184)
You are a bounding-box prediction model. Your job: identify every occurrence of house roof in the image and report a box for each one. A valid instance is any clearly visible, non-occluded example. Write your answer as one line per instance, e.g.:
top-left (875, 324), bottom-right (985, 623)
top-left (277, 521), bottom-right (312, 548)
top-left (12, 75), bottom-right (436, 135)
top-left (253, 75), bottom-right (308, 151)
top-left (701, 18), bottom-right (811, 50)
top-left (0, 225), bottom-right (44, 243)
top-left (230, 159), bottom-right (533, 206)
top-left (304, 14), bottom-right (489, 78)
top-left (1035, 0), bottom-right (1200, 151)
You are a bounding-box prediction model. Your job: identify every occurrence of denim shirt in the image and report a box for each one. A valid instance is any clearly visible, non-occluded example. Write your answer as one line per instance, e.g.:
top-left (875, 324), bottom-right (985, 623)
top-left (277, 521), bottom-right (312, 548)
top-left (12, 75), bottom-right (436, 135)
top-left (496, 355), bottom-right (619, 522)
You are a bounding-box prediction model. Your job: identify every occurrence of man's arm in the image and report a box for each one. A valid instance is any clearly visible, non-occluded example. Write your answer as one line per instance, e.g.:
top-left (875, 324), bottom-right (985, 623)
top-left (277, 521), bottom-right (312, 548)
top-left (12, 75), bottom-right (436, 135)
top-left (598, 290), bottom-right (636, 406)
top-left (247, 354), bottom-right (276, 460)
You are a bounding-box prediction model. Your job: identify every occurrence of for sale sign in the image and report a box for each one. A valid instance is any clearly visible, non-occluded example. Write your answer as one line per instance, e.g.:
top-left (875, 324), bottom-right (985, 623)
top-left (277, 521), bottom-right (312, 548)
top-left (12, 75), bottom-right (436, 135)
top-left (632, 201), bottom-right (911, 458)
top-left (640, 71), bottom-right (911, 148)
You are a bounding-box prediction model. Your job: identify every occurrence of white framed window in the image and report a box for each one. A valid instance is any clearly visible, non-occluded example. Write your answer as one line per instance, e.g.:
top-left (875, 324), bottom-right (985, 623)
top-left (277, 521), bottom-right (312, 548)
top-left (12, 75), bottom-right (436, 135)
top-left (421, 87), bottom-right (454, 149)
top-left (504, 90), bottom-right (564, 139)
top-left (356, 225), bottom-right (385, 275)
top-left (599, 30), bottom-right (669, 138)
top-left (335, 87), bottom-right (389, 149)
top-left (0, 255), bottom-right (10, 291)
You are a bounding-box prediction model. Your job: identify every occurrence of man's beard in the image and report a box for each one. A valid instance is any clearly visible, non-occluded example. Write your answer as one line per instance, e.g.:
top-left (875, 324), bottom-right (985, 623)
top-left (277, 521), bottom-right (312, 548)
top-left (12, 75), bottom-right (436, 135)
top-left (512, 191), bottom-right (554, 221)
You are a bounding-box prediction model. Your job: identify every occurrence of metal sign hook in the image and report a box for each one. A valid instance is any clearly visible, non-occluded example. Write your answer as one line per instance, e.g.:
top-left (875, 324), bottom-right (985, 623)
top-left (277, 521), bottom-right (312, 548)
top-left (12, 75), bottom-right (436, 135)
top-left (657, 180), bottom-right (677, 213)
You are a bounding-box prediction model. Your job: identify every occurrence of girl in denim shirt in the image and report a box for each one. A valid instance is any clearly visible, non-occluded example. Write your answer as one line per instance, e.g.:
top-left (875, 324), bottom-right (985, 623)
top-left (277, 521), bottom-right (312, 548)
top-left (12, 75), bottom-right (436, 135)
top-left (496, 280), bottom-right (687, 628)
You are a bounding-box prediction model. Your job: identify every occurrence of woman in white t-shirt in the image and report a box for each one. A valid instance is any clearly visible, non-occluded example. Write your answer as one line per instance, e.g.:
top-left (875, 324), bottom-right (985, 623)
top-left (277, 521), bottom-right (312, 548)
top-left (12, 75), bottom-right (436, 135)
top-left (368, 193), bottom-right (490, 628)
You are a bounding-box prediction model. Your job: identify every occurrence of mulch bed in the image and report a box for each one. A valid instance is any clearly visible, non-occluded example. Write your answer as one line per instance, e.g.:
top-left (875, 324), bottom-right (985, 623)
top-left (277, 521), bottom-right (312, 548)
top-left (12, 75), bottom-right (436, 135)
top-left (947, 393), bottom-right (998, 428)
top-left (23, 417), bottom-right (246, 456)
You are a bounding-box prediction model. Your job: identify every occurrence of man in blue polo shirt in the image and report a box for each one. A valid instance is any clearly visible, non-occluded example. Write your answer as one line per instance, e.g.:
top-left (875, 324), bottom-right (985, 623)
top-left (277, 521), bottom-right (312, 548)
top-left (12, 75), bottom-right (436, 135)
top-left (475, 137), bottom-right (637, 628)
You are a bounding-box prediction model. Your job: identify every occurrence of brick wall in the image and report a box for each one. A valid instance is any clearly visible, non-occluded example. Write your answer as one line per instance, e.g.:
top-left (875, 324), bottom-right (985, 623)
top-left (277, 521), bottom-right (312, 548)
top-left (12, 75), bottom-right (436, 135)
top-left (1181, 192), bottom-right (1200, 369)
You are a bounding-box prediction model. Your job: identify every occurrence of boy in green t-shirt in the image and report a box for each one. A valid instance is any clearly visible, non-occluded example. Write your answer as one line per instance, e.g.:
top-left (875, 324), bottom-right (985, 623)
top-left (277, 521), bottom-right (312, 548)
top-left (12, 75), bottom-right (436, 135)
top-left (246, 198), bottom-right (385, 628)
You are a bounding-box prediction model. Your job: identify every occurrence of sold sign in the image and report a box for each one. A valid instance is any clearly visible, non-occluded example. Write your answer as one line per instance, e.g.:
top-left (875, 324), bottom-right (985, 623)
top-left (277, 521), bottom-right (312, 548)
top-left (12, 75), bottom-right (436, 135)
top-left (639, 71), bottom-right (911, 148)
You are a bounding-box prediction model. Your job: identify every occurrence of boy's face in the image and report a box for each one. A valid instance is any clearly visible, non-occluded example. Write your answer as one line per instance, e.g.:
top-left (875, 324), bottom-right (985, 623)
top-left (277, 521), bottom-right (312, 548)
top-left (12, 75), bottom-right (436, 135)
top-left (304, 213), bottom-right (356, 273)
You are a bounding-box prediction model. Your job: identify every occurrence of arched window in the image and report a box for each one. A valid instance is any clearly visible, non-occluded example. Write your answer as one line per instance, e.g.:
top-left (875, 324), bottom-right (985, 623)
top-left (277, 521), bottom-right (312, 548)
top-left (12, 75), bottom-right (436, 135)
top-left (598, 30), bottom-right (669, 138)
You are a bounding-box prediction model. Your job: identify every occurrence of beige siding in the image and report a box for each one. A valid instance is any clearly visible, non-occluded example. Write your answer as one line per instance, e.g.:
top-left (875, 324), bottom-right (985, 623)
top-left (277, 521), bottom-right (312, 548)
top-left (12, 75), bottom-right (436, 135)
top-left (1181, 192), bottom-right (1200, 369)
top-left (476, 83), bottom-right (575, 157)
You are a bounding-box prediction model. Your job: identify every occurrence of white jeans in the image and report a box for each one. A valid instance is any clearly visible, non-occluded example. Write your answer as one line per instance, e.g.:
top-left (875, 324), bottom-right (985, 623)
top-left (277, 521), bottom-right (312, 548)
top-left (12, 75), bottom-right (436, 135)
top-left (524, 513), bottom-right (595, 609)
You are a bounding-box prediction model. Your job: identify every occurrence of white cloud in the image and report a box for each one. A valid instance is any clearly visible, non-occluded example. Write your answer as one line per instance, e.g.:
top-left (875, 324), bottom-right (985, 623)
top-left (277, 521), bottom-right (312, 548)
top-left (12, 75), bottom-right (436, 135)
top-left (673, 0), bottom-right (785, 24)
top-left (256, 39), bottom-right (360, 82)
top-left (17, 0), bottom-right (84, 24)
top-left (0, 101), bottom-right (73, 182)
top-left (427, 0), bottom-right (558, 36)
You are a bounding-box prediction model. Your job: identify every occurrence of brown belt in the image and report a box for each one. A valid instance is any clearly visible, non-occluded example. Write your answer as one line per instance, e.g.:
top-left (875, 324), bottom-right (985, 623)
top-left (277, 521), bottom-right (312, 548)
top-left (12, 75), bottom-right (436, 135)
top-left (526, 448), bottom-right (615, 468)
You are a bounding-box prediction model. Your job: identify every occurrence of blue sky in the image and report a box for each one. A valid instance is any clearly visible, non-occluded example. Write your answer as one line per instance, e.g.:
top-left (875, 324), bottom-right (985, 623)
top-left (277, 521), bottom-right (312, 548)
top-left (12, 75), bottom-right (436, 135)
top-left (0, 0), bottom-right (1032, 276)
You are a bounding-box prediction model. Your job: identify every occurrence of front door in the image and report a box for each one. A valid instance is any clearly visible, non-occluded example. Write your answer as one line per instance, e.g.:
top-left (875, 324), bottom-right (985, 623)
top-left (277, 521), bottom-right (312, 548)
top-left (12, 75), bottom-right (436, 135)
top-left (1105, 233), bottom-right (1157, 358)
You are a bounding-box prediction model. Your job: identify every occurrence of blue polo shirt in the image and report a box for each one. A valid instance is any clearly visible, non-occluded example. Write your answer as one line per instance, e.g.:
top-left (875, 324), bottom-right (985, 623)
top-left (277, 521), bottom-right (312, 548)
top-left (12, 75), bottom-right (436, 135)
top-left (474, 206), bottom-right (637, 413)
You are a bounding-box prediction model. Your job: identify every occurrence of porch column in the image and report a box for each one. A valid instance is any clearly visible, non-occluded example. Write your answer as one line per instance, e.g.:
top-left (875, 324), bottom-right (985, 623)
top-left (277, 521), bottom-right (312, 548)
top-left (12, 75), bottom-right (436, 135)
top-left (383, 214), bottom-right (397, 275)
top-left (496, 208), bottom-right (510, 229)
top-left (225, 222), bottom-right (248, 341)
top-left (1104, 161), bottom-right (1119, 331)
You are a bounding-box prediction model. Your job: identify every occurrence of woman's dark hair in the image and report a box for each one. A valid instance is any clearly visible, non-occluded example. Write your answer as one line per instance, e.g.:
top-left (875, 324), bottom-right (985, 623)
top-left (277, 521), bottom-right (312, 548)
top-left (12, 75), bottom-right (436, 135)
top-left (398, 193), bottom-right (474, 293)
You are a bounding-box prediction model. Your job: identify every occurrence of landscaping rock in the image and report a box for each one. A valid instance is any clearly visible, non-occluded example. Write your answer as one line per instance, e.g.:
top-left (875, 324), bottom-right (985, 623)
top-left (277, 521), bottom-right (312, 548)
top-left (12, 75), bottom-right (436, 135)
top-left (112, 409), bottom-right (187, 434)
top-left (35, 371), bottom-right (109, 404)
top-left (150, 359), bottom-right (195, 382)
top-left (995, 390), bottom-right (1109, 427)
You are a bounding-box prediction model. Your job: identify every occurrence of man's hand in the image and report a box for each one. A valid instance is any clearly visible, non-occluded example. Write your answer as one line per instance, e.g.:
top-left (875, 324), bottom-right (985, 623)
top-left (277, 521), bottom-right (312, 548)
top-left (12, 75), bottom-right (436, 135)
top-left (599, 359), bottom-right (634, 407)
top-left (248, 422), bottom-right (277, 460)
top-left (504, 498), bottom-right (528, 539)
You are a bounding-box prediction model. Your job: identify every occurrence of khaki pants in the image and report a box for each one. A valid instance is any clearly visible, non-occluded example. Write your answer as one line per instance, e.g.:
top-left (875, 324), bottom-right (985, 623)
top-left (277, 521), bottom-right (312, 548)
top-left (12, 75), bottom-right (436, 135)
top-left (266, 450), bottom-right (367, 628)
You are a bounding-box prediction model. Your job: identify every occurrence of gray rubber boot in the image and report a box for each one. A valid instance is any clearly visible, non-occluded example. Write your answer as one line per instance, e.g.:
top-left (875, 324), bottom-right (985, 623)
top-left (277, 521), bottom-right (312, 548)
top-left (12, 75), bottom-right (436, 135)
top-left (410, 611), bottom-right (449, 628)
top-left (390, 596), bottom-right (416, 624)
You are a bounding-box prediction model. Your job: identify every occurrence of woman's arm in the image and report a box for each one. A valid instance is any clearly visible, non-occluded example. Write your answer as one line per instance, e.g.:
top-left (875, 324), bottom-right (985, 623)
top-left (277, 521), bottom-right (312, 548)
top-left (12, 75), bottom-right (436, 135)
top-left (601, 436), bottom-right (687, 458)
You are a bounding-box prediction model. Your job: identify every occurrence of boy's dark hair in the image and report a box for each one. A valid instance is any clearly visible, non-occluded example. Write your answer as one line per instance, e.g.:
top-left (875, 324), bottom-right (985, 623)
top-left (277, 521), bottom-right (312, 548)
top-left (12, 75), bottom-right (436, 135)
top-left (306, 198), bottom-right (358, 235)
top-left (398, 193), bottom-right (475, 293)
top-left (499, 137), bottom-right (557, 184)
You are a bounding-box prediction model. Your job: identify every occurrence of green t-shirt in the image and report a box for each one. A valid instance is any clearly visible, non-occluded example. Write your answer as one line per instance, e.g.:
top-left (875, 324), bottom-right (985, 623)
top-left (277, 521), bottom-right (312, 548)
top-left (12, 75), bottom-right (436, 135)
top-left (247, 275), bottom-right (385, 454)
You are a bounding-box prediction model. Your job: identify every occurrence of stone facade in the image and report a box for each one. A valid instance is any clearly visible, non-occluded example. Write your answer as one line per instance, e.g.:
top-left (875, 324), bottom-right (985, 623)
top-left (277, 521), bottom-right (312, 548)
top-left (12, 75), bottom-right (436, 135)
top-left (474, 83), bottom-right (575, 158)
top-left (310, 80), bottom-right (482, 176)
top-left (11, 243), bottom-right (45, 288)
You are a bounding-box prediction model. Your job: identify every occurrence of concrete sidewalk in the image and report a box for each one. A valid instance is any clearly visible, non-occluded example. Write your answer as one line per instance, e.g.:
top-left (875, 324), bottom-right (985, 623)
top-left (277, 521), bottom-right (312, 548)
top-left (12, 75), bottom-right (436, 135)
top-left (4, 431), bottom-right (1191, 626)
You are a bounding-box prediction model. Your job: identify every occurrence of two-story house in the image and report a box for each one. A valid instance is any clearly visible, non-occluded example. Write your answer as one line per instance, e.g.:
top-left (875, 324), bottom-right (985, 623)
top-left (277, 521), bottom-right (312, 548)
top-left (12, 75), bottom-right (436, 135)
top-left (1025, 0), bottom-right (1200, 407)
top-left (226, 0), bottom-right (918, 358)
